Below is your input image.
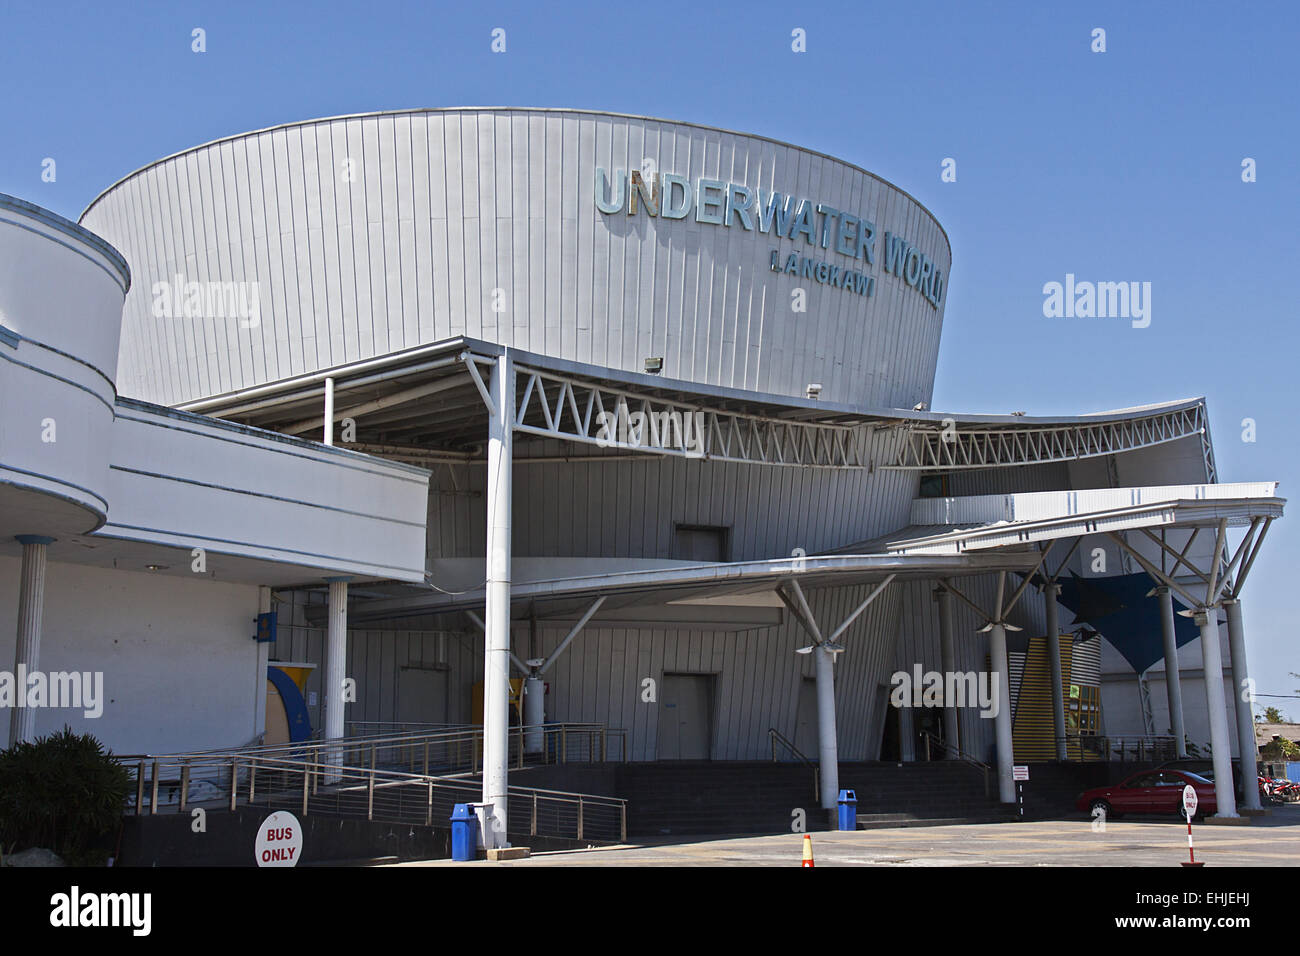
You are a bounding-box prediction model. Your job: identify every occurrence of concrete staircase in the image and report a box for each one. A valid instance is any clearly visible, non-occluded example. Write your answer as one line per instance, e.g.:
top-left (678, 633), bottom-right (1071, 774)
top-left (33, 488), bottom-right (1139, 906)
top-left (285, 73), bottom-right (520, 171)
top-left (839, 761), bottom-right (1016, 829)
top-left (619, 762), bottom-right (825, 836)
top-left (611, 761), bottom-right (1014, 837)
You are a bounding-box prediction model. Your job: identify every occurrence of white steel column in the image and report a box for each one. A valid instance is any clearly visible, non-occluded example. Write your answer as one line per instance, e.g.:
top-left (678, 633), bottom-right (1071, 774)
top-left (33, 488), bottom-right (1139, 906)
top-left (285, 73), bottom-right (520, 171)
top-left (482, 352), bottom-right (514, 848)
top-left (787, 575), bottom-right (891, 812)
top-left (935, 585), bottom-right (959, 753)
top-left (814, 643), bottom-right (839, 809)
top-left (1195, 607), bottom-right (1238, 817)
top-left (1157, 586), bottom-right (1188, 758)
top-left (1044, 582), bottom-right (1066, 761)
top-left (322, 576), bottom-right (350, 781)
top-left (1224, 599), bottom-right (1261, 810)
top-left (988, 622), bottom-right (1016, 803)
top-left (9, 535), bottom-right (53, 747)
top-left (323, 376), bottom-right (335, 446)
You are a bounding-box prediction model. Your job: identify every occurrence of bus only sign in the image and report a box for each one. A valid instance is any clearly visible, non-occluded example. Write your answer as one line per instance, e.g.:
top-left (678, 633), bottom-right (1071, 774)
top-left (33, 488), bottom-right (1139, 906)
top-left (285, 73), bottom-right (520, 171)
top-left (255, 810), bottom-right (303, 867)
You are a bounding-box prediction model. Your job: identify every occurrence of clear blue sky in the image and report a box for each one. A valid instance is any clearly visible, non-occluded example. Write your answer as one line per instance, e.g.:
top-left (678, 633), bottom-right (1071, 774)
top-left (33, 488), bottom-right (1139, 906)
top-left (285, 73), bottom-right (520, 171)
top-left (3, 1), bottom-right (1297, 709)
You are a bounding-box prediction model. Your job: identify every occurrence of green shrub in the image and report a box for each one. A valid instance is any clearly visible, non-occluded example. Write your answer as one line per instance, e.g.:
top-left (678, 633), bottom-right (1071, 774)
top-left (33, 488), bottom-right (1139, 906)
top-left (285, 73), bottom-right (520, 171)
top-left (0, 727), bottom-right (131, 866)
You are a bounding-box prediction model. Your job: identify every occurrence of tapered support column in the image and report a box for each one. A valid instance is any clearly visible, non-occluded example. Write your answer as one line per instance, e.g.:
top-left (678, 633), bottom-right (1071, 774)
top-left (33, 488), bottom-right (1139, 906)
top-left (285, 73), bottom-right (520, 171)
top-left (1224, 599), bottom-right (1261, 810)
top-left (1044, 583), bottom-right (1066, 761)
top-left (482, 352), bottom-right (514, 848)
top-left (1196, 607), bottom-right (1237, 817)
top-left (935, 586), bottom-right (959, 753)
top-left (523, 676), bottom-right (544, 754)
top-left (322, 577), bottom-right (350, 781)
top-left (815, 644), bottom-right (839, 810)
top-left (1157, 587), bottom-right (1187, 758)
top-left (988, 623), bottom-right (1016, 803)
top-left (9, 535), bottom-right (53, 747)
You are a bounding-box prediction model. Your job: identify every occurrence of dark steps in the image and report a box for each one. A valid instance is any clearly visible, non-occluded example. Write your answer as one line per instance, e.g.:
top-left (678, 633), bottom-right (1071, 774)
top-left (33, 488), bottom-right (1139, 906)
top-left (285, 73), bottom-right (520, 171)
top-left (585, 761), bottom-right (1016, 837)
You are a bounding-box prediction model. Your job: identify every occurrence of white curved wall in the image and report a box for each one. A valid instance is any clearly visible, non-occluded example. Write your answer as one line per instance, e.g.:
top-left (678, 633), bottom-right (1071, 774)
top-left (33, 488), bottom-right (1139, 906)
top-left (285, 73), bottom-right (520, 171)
top-left (105, 401), bottom-right (431, 582)
top-left (0, 194), bottom-right (431, 579)
top-left (0, 195), bottom-right (129, 536)
top-left (82, 109), bottom-right (950, 410)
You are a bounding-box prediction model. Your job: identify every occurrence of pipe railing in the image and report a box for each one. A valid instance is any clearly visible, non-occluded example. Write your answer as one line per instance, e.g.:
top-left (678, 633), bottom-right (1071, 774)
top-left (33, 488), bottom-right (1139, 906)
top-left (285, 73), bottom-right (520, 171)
top-left (118, 752), bottom-right (627, 844)
top-left (127, 722), bottom-right (628, 780)
top-left (767, 728), bottom-right (819, 802)
top-left (917, 730), bottom-right (993, 797)
top-left (1055, 734), bottom-right (1178, 763)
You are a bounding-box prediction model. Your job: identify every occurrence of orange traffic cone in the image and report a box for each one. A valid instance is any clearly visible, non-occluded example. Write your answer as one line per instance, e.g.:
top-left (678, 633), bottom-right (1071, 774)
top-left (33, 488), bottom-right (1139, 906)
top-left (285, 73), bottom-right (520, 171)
top-left (801, 834), bottom-right (814, 867)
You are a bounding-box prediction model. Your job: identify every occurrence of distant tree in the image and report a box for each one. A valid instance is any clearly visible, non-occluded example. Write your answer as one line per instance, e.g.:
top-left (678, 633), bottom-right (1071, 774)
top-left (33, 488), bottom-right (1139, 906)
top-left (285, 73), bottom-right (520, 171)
top-left (1260, 736), bottom-right (1300, 763)
top-left (1262, 706), bottom-right (1286, 723)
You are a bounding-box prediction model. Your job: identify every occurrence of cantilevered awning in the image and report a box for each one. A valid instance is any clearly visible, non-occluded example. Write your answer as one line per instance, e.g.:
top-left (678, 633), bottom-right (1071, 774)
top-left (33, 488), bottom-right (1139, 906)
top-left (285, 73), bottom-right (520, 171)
top-left (338, 550), bottom-right (1043, 627)
top-left (176, 335), bottom-right (1217, 472)
top-left (877, 482), bottom-right (1283, 556)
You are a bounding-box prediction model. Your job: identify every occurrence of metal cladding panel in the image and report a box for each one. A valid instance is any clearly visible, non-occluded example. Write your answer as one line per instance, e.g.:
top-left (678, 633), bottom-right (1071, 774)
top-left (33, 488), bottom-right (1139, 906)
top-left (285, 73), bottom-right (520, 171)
top-left (947, 462), bottom-right (1072, 497)
top-left (891, 573), bottom-right (1049, 765)
top-left (280, 577), bottom-right (908, 762)
top-left (428, 432), bottom-right (918, 562)
top-left (911, 481), bottom-right (1277, 528)
top-left (83, 109), bottom-right (949, 409)
top-left (277, 591), bottom-right (481, 732)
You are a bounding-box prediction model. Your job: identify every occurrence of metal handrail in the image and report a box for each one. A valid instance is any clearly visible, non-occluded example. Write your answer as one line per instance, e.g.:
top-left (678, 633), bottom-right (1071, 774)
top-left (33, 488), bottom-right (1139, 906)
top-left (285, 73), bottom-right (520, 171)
top-left (345, 721), bottom-right (477, 736)
top-left (768, 728), bottom-right (819, 802)
top-left (768, 727), bottom-right (814, 767)
top-left (917, 730), bottom-right (991, 771)
top-left (119, 751), bottom-right (628, 844)
top-left (917, 730), bottom-right (993, 798)
top-left (1055, 733), bottom-right (1178, 763)
top-left (119, 721), bottom-right (628, 772)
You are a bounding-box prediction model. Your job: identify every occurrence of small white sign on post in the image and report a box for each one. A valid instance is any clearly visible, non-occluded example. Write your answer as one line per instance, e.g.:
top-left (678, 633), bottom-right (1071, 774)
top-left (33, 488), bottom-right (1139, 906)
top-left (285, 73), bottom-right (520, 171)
top-left (1182, 785), bottom-right (1198, 817)
top-left (1013, 765), bottom-right (1029, 781)
top-left (255, 810), bottom-right (303, 867)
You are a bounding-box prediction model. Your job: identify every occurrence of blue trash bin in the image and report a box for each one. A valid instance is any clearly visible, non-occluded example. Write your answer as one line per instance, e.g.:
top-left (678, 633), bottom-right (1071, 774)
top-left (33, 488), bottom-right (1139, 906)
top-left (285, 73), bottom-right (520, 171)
top-left (450, 803), bottom-right (479, 861)
top-left (837, 789), bottom-right (857, 831)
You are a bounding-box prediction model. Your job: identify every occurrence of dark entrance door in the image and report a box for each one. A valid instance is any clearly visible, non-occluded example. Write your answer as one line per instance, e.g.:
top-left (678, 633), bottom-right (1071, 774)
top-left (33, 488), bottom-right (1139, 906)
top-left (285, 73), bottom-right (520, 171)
top-left (880, 690), bottom-right (901, 761)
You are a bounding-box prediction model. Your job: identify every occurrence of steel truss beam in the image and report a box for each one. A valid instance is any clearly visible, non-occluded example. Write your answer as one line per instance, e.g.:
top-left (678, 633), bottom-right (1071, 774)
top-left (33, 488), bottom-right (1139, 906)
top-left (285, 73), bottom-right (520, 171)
top-left (508, 362), bottom-right (874, 469)
top-left (888, 403), bottom-right (1207, 470)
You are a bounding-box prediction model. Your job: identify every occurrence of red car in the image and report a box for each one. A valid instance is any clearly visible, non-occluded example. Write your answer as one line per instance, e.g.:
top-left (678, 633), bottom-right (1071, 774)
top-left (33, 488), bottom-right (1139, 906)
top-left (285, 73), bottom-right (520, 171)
top-left (1076, 769), bottom-right (1217, 820)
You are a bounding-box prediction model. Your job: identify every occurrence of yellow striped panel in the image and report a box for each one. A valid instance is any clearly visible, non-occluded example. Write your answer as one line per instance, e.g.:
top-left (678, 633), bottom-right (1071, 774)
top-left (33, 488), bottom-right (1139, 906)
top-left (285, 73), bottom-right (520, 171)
top-left (1012, 636), bottom-right (1074, 761)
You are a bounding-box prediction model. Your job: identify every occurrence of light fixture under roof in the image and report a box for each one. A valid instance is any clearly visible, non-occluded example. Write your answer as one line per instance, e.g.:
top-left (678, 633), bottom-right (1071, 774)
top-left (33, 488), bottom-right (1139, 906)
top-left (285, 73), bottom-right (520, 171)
top-left (145, 564), bottom-right (169, 572)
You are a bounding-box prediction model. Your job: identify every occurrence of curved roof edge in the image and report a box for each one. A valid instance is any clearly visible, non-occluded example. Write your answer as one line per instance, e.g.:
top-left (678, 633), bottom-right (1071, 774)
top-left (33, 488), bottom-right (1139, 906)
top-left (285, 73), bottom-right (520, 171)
top-left (1, 192), bottom-right (131, 292)
top-left (883, 396), bottom-right (1209, 429)
top-left (178, 334), bottom-right (1208, 435)
top-left (473, 338), bottom-right (1207, 430)
top-left (78, 106), bottom-right (950, 254)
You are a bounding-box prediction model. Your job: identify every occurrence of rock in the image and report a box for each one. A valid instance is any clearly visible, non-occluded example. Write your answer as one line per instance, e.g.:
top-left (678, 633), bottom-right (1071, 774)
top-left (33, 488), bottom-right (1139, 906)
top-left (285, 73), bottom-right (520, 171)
top-left (3, 847), bottom-right (65, 867)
